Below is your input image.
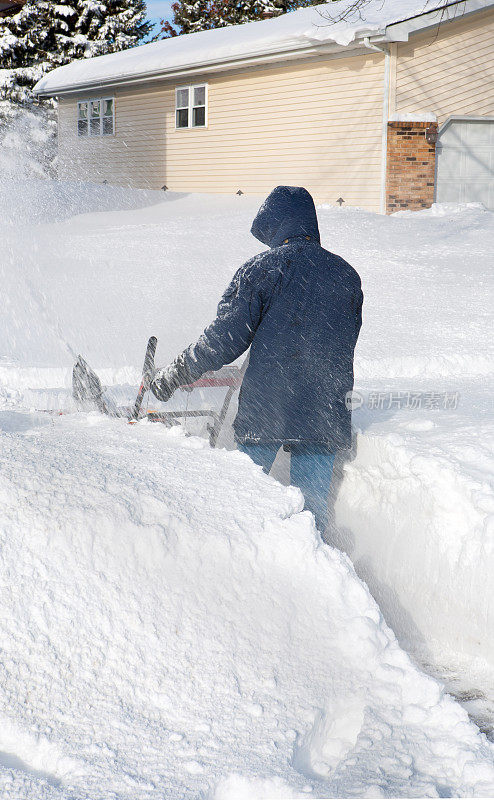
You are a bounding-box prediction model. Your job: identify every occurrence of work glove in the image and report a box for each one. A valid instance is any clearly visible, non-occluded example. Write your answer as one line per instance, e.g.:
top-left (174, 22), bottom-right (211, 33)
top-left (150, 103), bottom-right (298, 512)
top-left (150, 364), bottom-right (179, 403)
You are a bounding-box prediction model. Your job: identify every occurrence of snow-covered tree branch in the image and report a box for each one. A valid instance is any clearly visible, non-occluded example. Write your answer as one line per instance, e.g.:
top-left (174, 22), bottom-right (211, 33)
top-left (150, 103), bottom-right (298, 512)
top-left (0, 1), bottom-right (152, 109)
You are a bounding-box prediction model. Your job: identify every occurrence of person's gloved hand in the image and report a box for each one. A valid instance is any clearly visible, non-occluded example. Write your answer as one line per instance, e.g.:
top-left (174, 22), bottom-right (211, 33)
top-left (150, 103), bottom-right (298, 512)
top-left (150, 365), bottom-right (178, 403)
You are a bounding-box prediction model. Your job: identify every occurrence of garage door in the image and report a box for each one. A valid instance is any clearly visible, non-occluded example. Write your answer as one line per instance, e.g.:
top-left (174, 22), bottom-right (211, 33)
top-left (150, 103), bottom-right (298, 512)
top-left (436, 119), bottom-right (494, 209)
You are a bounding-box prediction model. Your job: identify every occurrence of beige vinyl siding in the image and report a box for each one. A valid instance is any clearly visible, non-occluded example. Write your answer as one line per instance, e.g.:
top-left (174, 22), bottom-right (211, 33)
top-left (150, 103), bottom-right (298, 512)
top-left (58, 88), bottom-right (170, 189)
top-left (58, 51), bottom-right (385, 211)
top-left (395, 8), bottom-right (494, 125)
top-left (166, 54), bottom-right (384, 208)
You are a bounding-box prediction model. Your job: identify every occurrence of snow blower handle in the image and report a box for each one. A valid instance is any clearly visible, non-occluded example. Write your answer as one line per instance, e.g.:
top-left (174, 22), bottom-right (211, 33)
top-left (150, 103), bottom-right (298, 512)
top-left (130, 336), bottom-right (158, 421)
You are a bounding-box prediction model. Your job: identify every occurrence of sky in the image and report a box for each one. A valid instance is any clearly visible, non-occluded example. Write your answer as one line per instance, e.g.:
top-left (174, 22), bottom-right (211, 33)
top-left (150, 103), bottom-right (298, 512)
top-left (146, 0), bottom-right (174, 34)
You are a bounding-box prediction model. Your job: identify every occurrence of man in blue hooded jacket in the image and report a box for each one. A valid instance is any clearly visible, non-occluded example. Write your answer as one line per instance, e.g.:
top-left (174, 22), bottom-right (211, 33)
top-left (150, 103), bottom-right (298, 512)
top-left (151, 186), bottom-right (363, 533)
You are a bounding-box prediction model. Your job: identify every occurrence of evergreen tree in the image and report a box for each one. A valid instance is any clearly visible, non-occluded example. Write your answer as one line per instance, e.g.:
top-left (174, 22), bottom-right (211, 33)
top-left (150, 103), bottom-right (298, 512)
top-left (0, 0), bottom-right (153, 107)
top-left (75, 0), bottom-right (152, 56)
top-left (161, 0), bottom-right (319, 37)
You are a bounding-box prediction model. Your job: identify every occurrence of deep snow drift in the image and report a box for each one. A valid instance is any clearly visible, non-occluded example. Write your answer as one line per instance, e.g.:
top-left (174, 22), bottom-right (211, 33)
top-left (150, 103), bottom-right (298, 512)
top-left (1, 174), bottom-right (494, 797)
top-left (2, 414), bottom-right (494, 799)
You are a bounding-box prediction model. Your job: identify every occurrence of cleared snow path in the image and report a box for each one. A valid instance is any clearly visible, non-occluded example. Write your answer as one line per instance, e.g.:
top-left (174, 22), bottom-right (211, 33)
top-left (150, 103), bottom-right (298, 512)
top-left (1, 412), bottom-right (494, 799)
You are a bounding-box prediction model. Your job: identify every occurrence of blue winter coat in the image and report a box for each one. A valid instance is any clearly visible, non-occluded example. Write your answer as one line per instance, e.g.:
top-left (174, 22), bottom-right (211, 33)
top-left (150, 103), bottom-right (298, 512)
top-left (169, 186), bottom-right (363, 449)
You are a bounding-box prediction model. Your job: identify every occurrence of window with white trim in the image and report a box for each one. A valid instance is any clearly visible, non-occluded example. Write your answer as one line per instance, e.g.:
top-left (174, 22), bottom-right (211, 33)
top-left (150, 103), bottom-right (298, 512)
top-left (78, 98), bottom-right (114, 137)
top-left (175, 85), bottom-right (207, 129)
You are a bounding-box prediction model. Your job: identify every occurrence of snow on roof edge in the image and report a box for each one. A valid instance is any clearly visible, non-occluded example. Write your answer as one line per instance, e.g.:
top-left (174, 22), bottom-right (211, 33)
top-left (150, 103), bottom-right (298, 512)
top-left (34, 0), bottom-right (494, 96)
top-left (35, 38), bottom-right (352, 97)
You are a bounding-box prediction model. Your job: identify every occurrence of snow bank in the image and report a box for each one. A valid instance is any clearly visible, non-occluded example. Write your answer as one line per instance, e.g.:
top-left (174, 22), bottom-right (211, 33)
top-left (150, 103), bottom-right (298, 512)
top-left (1, 413), bottom-right (494, 798)
top-left (33, 0), bottom-right (479, 95)
top-left (394, 201), bottom-right (489, 217)
top-left (0, 175), bottom-right (163, 226)
top-left (335, 381), bottom-right (494, 664)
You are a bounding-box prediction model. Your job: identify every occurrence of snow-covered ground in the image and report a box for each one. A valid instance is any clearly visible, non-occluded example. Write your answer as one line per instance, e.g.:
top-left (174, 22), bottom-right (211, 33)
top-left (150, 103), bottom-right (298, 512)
top-left (1, 169), bottom-right (494, 798)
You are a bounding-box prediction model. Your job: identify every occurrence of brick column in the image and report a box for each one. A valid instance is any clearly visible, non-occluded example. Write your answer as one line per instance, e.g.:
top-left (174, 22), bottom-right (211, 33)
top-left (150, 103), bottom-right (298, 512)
top-left (386, 120), bottom-right (438, 214)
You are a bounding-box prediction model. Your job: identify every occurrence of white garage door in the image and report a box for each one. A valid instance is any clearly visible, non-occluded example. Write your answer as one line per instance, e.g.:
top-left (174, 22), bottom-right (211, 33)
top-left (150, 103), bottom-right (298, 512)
top-left (436, 119), bottom-right (494, 209)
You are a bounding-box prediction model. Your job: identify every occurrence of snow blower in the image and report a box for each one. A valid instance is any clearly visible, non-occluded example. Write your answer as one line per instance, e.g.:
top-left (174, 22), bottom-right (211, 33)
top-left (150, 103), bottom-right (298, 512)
top-left (72, 336), bottom-right (243, 447)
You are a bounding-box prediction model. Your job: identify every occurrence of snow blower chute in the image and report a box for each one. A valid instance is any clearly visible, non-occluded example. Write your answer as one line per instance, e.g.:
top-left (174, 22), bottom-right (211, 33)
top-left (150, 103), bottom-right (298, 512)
top-left (72, 337), bottom-right (243, 447)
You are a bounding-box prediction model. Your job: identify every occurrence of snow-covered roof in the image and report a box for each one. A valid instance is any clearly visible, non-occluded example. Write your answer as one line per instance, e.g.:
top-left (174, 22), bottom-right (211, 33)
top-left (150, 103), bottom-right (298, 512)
top-left (34, 0), bottom-right (494, 96)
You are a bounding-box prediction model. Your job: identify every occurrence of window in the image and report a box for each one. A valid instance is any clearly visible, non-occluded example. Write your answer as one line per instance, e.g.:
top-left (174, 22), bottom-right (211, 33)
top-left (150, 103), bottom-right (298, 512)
top-left (175, 84), bottom-right (207, 129)
top-left (102, 99), bottom-right (114, 134)
top-left (78, 98), bottom-right (114, 137)
top-left (77, 101), bottom-right (88, 136)
top-left (90, 100), bottom-right (101, 136)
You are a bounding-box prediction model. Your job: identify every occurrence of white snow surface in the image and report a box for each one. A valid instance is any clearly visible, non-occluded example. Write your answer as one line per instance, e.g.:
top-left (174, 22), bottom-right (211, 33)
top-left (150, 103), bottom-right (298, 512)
top-left (1, 171), bottom-right (494, 797)
top-left (3, 414), bottom-right (494, 799)
top-left (388, 112), bottom-right (438, 122)
top-left (33, 0), bottom-right (491, 94)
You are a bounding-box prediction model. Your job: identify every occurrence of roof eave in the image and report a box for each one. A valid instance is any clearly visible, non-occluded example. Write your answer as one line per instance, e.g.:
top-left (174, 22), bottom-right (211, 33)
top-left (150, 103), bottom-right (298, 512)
top-left (36, 0), bottom-right (494, 98)
top-left (383, 0), bottom-right (494, 41)
top-left (34, 38), bottom-right (370, 98)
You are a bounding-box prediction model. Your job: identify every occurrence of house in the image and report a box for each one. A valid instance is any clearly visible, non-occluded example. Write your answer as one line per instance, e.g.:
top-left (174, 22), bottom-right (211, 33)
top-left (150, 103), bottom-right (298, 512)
top-left (34, 0), bottom-right (494, 213)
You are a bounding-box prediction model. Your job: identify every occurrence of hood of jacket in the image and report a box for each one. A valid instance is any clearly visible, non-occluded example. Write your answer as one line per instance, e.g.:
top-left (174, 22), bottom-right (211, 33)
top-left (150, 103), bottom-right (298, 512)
top-left (250, 186), bottom-right (321, 249)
